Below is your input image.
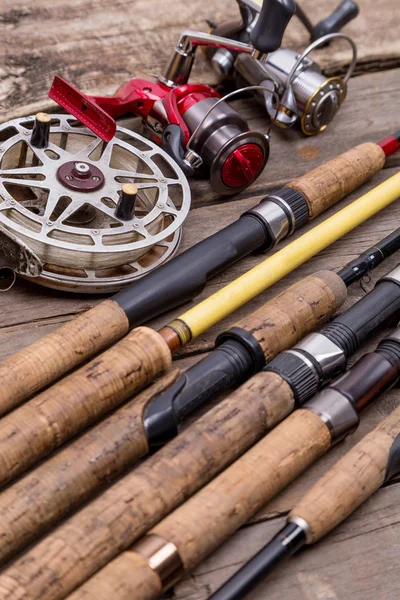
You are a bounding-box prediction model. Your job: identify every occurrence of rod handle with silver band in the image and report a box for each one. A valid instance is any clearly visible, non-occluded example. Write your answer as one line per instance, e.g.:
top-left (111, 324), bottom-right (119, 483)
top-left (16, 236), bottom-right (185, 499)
top-left (78, 329), bottom-right (400, 600)
top-left (265, 264), bottom-right (400, 405)
top-left (144, 270), bottom-right (346, 450)
top-left (290, 328), bottom-right (400, 544)
top-left (206, 327), bottom-right (400, 600)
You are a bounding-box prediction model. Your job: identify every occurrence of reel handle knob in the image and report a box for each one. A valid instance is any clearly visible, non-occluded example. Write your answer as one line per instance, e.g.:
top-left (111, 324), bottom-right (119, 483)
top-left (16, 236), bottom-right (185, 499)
top-left (162, 124), bottom-right (195, 177)
top-left (250, 0), bottom-right (295, 55)
top-left (313, 0), bottom-right (359, 40)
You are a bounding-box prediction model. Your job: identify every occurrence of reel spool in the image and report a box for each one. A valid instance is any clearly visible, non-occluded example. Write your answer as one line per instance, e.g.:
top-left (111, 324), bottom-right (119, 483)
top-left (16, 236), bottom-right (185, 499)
top-left (0, 114), bottom-right (190, 293)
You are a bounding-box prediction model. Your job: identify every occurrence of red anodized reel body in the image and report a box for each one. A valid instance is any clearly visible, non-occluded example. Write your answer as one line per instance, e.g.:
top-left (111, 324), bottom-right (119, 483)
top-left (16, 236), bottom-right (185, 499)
top-left (49, 76), bottom-right (268, 194)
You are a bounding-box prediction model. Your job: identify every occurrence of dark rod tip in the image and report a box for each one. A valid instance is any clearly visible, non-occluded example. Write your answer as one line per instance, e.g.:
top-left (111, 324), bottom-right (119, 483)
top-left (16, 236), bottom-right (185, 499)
top-left (208, 523), bottom-right (306, 600)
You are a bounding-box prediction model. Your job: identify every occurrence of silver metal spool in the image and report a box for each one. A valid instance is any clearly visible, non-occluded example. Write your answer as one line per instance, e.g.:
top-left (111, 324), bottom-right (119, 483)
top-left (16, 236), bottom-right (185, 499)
top-left (0, 114), bottom-right (191, 293)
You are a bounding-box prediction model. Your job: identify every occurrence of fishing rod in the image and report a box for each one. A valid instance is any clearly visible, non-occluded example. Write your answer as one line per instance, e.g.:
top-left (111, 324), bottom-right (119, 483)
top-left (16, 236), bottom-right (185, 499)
top-left (0, 133), bottom-right (398, 417)
top-left (0, 270), bottom-right (346, 559)
top-left (61, 326), bottom-right (400, 600)
top-left (3, 262), bottom-right (400, 600)
top-left (209, 329), bottom-right (400, 600)
top-left (0, 235), bottom-right (396, 567)
top-left (0, 175), bottom-right (399, 490)
top-left (140, 228), bottom-right (400, 451)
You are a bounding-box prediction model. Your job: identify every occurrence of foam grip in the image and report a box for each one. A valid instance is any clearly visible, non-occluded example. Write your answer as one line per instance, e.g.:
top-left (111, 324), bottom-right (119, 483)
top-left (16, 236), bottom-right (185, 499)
top-left (0, 374), bottom-right (294, 600)
top-left (0, 370), bottom-right (181, 564)
top-left (291, 405), bottom-right (400, 543)
top-left (288, 142), bottom-right (386, 219)
top-left (0, 300), bottom-right (129, 416)
top-left (233, 270), bottom-right (347, 361)
top-left (0, 327), bottom-right (171, 487)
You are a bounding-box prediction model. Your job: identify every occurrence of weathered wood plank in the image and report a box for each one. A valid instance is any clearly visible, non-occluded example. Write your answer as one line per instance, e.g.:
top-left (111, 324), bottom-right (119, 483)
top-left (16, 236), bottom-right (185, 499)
top-left (171, 481), bottom-right (400, 599)
top-left (1, 0), bottom-right (400, 122)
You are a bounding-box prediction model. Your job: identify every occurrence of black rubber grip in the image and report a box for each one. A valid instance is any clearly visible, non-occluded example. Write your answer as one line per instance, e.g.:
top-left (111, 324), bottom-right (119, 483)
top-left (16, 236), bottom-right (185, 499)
top-left (250, 0), bottom-right (296, 54)
top-left (321, 278), bottom-right (400, 359)
top-left (377, 339), bottom-right (400, 365)
top-left (314, 1), bottom-right (359, 39)
top-left (265, 351), bottom-right (320, 404)
top-left (143, 338), bottom-right (257, 450)
top-left (113, 213), bottom-right (268, 327)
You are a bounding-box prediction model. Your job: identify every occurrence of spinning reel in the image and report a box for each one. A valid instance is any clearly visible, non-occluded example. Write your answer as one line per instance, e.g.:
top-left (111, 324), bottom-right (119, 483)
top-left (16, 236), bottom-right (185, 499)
top-left (49, 0), bottom-right (299, 196)
top-left (208, 0), bottom-right (358, 135)
top-left (0, 114), bottom-right (190, 293)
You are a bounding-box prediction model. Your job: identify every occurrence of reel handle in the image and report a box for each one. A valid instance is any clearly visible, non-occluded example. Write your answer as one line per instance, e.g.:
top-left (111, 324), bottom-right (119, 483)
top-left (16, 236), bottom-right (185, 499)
top-left (250, 0), bottom-right (296, 55)
top-left (313, 0), bottom-right (359, 40)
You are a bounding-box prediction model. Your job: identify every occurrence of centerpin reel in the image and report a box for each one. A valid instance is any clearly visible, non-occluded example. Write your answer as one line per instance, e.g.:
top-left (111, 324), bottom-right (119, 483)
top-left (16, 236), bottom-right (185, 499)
top-left (48, 0), bottom-right (299, 196)
top-left (208, 0), bottom-right (359, 135)
top-left (0, 113), bottom-right (190, 293)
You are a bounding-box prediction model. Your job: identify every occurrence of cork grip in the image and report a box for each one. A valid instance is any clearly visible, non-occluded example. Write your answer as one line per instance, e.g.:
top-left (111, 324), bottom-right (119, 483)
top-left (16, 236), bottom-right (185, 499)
top-left (0, 300), bottom-right (129, 416)
top-left (0, 326), bottom-right (171, 487)
top-left (0, 371), bottom-right (181, 564)
top-left (0, 374), bottom-right (295, 600)
top-left (288, 142), bottom-right (386, 219)
top-left (67, 410), bottom-right (331, 600)
top-left (291, 406), bottom-right (400, 543)
top-left (233, 270), bottom-right (347, 361)
top-left (150, 410), bottom-right (331, 573)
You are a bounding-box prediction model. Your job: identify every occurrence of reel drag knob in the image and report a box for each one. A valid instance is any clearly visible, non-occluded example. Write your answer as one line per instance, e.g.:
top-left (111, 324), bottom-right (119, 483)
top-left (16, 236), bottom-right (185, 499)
top-left (182, 97), bottom-right (269, 195)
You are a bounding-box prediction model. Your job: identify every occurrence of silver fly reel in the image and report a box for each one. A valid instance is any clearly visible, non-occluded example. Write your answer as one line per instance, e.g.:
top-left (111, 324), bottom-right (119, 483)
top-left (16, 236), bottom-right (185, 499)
top-left (0, 114), bottom-right (191, 293)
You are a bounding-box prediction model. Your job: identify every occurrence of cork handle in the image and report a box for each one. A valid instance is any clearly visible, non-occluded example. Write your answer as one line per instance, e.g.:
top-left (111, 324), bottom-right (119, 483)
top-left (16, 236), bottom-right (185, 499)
top-left (0, 300), bottom-right (129, 416)
top-left (152, 410), bottom-right (330, 571)
top-left (62, 408), bottom-right (331, 600)
top-left (291, 406), bottom-right (400, 543)
top-left (0, 370), bottom-right (181, 565)
top-left (0, 374), bottom-right (297, 600)
top-left (0, 326), bottom-right (171, 487)
top-left (288, 142), bottom-right (386, 219)
top-left (69, 553), bottom-right (163, 600)
top-left (233, 270), bottom-right (347, 361)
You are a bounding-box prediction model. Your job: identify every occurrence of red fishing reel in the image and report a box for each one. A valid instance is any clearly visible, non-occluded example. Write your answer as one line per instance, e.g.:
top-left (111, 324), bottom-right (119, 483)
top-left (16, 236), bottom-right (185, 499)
top-left (49, 76), bottom-right (270, 196)
top-left (49, 0), bottom-right (297, 195)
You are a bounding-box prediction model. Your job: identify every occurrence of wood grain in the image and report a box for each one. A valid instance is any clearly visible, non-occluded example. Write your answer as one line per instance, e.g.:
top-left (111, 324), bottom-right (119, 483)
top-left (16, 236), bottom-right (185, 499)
top-left (170, 482), bottom-right (400, 600)
top-left (2, 0), bottom-right (400, 123)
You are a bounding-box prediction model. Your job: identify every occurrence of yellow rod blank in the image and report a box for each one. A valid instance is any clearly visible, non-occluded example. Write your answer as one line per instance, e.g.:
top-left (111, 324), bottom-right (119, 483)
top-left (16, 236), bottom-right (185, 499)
top-left (180, 172), bottom-right (400, 339)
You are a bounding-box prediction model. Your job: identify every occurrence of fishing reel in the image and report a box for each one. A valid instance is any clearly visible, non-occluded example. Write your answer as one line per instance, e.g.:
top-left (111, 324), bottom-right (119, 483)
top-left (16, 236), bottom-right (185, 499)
top-left (0, 114), bottom-right (190, 293)
top-left (208, 0), bottom-right (358, 135)
top-left (49, 0), bottom-right (298, 196)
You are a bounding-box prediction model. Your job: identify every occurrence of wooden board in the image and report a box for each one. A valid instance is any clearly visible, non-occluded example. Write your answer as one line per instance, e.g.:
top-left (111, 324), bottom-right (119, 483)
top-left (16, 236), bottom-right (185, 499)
top-left (1, 0), bottom-right (400, 598)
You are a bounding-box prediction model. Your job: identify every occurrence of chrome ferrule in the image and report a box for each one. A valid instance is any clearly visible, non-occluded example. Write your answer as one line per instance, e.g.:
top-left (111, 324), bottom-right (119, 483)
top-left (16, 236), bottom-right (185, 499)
top-left (303, 387), bottom-right (360, 443)
top-left (288, 333), bottom-right (347, 383)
